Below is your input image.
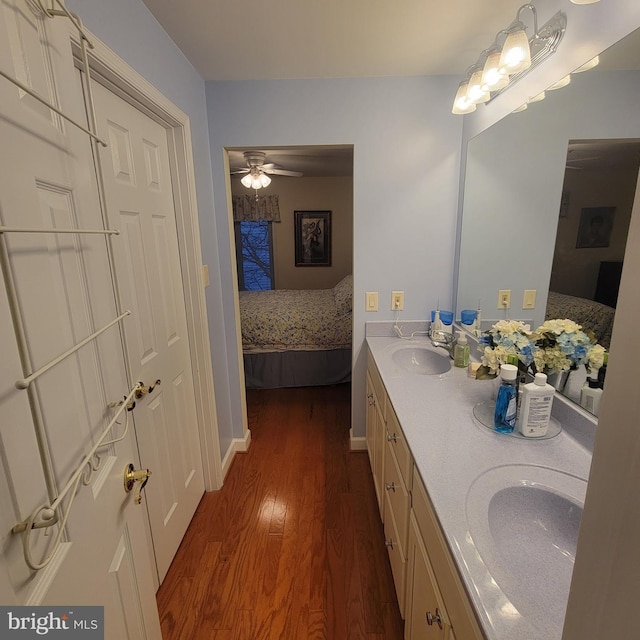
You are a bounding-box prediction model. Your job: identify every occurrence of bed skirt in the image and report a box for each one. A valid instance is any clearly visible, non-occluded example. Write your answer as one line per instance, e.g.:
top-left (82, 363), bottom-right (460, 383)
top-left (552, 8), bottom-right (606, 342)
top-left (243, 348), bottom-right (352, 389)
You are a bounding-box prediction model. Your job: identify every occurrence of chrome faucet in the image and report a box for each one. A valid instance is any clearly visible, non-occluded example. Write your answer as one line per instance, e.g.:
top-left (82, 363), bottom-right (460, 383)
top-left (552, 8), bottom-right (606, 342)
top-left (429, 328), bottom-right (456, 359)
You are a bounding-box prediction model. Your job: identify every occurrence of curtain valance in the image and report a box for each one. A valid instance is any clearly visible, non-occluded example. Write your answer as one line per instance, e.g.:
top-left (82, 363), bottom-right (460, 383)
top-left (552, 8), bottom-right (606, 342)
top-left (232, 195), bottom-right (281, 222)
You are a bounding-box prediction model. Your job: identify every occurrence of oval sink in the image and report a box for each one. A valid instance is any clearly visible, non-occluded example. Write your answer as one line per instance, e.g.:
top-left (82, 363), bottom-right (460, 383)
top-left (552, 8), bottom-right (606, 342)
top-left (391, 347), bottom-right (451, 375)
top-left (466, 465), bottom-right (586, 621)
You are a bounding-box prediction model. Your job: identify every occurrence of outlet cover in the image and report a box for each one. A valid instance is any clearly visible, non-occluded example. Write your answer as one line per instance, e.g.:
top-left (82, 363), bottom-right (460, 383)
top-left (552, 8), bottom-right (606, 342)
top-left (391, 291), bottom-right (405, 311)
top-left (498, 289), bottom-right (511, 309)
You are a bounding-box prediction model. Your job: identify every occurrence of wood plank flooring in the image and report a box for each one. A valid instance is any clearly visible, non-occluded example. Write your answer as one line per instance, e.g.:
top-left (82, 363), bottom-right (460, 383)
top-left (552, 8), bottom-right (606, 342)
top-left (157, 384), bottom-right (404, 639)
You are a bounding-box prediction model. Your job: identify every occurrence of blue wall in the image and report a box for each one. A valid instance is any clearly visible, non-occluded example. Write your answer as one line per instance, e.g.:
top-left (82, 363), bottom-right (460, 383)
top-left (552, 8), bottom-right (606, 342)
top-left (206, 75), bottom-right (463, 441)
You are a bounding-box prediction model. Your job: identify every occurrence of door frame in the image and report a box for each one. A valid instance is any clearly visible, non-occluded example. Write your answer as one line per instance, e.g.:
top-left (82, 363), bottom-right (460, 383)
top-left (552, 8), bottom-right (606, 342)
top-left (69, 29), bottom-right (223, 495)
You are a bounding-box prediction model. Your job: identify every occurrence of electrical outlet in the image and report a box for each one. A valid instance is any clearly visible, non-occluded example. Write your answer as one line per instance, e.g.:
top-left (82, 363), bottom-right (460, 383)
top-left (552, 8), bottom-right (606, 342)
top-left (498, 289), bottom-right (511, 309)
top-left (365, 292), bottom-right (378, 312)
top-left (391, 291), bottom-right (404, 311)
top-left (523, 289), bottom-right (536, 309)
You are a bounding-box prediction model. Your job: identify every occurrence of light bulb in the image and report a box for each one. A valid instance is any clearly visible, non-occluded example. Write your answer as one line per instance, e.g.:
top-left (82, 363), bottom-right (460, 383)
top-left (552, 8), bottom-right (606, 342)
top-left (499, 26), bottom-right (531, 74)
top-left (451, 82), bottom-right (476, 115)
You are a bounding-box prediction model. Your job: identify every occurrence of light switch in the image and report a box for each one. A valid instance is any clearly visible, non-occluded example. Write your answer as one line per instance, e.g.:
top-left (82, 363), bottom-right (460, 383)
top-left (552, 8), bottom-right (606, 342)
top-left (523, 289), bottom-right (536, 309)
top-left (202, 264), bottom-right (210, 287)
top-left (365, 292), bottom-right (378, 312)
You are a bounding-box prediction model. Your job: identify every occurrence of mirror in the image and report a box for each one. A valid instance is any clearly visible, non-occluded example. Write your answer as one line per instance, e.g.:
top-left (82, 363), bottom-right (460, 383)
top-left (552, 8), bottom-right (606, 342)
top-left (456, 27), bottom-right (640, 414)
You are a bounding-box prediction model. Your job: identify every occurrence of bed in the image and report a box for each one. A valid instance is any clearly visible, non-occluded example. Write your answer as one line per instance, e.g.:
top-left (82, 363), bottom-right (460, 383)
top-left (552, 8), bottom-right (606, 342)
top-left (239, 275), bottom-right (353, 389)
top-left (545, 291), bottom-right (615, 350)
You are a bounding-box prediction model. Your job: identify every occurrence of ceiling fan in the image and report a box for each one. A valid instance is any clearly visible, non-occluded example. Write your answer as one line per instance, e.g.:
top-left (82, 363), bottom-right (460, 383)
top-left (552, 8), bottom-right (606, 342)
top-left (230, 151), bottom-right (303, 189)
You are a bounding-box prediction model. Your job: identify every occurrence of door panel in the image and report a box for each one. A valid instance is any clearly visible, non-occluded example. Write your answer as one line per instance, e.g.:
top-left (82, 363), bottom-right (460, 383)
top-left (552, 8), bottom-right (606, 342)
top-left (0, 4), bottom-right (161, 637)
top-left (92, 78), bottom-right (205, 582)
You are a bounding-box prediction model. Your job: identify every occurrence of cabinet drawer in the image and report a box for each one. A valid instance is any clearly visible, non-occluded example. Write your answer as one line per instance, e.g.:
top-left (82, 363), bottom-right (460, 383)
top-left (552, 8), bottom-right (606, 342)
top-left (411, 468), bottom-right (484, 640)
top-left (384, 490), bottom-right (406, 618)
top-left (367, 351), bottom-right (386, 420)
top-left (386, 404), bottom-right (412, 488)
top-left (383, 438), bottom-right (410, 554)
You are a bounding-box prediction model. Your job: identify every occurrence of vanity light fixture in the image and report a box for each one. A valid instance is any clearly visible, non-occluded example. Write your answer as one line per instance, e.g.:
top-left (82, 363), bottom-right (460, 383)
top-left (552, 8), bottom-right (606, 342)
top-left (240, 168), bottom-right (271, 190)
top-left (451, 3), bottom-right (566, 115)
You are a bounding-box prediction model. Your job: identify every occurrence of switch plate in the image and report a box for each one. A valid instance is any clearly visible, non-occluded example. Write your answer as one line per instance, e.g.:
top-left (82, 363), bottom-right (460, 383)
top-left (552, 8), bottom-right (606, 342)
top-left (523, 289), bottom-right (536, 309)
top-left (365, 292), bottom-right (379, 312)
top-left (391, 291), bottom-right (404, 311)
top-left (202, 264), bottom-right (210, 287)
top-left (498, 289), bottom-right (511, 309)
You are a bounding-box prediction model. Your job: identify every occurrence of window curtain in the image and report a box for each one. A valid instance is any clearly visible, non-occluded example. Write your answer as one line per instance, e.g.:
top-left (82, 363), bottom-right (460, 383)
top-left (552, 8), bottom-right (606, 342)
top-left (232, 194), bottom-right (281, 222)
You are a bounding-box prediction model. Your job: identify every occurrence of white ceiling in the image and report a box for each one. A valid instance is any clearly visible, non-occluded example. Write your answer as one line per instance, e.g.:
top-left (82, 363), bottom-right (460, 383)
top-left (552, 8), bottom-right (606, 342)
top-left (141, 0), bottom-right (528, 81)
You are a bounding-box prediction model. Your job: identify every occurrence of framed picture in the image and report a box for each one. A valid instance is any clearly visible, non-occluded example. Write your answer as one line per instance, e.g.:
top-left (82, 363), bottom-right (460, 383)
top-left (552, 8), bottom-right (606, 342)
top-left (576, 206), bottom-right (615, 248)
top-left (294, 210), bottom-right (331, 266)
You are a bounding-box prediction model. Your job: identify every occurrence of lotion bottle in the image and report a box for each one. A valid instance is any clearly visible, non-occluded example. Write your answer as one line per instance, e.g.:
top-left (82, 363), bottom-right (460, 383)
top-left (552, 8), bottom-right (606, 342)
top-left (580, 374), bottom-right (603, 416)
top-left (518, 373), bottom-right (555, 437)
top-left (454, 332), bottom-right (469, 368)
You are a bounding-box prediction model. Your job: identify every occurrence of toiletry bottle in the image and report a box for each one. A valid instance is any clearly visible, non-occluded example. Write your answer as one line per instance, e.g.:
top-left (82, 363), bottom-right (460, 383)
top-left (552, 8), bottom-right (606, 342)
top-left (454, 332), bottom-right (470, 368)
top-left (580, 374), bottom-right (603, 416)
top-left (518, 373), bottom-right (555, 437)
top-left (597, 352), bottom-right (608, 389)
top-left (494, 363), bottom-right (518, 433)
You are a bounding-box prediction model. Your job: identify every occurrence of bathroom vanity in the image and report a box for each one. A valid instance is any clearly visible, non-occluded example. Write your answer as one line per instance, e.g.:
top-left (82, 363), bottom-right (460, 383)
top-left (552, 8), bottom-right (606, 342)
top-left (366, 334), bottom-right (594, 640)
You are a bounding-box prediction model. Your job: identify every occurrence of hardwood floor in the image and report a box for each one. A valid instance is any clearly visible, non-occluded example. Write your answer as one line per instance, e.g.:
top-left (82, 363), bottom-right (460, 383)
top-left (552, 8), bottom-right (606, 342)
top-left (157, 384), bottom-right (404, 639)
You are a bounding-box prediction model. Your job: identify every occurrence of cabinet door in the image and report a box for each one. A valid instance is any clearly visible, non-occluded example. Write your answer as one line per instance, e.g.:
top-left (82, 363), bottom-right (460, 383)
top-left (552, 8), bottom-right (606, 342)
top-left (405, 514), bottom-right (450, 640)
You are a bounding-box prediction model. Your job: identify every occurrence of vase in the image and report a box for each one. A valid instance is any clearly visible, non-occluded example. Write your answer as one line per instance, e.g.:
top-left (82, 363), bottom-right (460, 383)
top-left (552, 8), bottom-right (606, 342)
top-left (546, 369), bottom-right (571, 393)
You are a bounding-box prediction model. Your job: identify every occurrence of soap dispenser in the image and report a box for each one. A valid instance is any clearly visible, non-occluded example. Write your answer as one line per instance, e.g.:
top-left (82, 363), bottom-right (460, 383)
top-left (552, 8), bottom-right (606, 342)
top-left (454, 332), bottom-right (469, 368)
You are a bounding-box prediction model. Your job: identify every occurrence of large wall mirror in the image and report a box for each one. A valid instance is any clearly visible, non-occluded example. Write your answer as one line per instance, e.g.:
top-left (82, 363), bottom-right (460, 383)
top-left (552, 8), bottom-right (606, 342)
top-left (456, 27), bottom-right (640, 415)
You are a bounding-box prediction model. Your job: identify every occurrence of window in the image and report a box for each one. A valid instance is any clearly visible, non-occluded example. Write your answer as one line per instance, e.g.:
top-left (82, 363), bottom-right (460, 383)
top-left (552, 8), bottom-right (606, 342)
top-left (234, 220), bottom-right (274, 290)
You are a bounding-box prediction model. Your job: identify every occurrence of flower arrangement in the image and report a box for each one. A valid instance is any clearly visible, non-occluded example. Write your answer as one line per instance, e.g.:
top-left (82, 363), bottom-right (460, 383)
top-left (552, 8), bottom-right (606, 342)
top-left (478, 318), bottom-right (606, 377)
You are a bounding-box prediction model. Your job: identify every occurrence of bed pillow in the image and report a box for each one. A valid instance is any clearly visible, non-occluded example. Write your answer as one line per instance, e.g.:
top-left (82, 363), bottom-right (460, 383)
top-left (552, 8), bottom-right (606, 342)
top-left (333, 275), bottom-right (353, 315)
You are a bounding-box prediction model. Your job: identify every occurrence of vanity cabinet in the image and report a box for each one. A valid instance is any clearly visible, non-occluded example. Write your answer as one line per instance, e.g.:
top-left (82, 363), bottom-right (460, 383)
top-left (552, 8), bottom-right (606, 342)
top-left (409, 467), bottom-right (483, 640)
top-left (366, 357), bottom-right (386, 515)
top-left (382, 401), bottom-right (412, 617)
top-left (366, 349), bottom-right (484, 639)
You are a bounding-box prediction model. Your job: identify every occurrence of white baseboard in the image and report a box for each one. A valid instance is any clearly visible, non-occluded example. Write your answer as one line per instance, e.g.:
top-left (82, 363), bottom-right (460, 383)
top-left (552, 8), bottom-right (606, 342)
top-left (350, 432), bottom-right (367, 451)
top-left (221, 429), bottom-right (252, 480)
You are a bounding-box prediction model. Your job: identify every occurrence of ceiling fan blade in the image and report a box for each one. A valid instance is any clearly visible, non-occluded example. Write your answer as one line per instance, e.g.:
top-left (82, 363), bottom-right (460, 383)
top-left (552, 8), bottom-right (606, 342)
top-left (230, 168), bottom-right (250, 175)
top-left (263, 168), bottom-right (304, 177)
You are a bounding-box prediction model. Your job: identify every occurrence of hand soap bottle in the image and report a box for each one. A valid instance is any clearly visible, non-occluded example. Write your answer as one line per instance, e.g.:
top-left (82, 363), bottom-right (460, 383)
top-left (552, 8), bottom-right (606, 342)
top-left (580, 374), bottom-right (603, 416)
top-left (454, 332), bottom-right (469, 368)
top-left (518, 373), bottom-right (555, 437)
top-left (494, 364), bottom-right (518, 433)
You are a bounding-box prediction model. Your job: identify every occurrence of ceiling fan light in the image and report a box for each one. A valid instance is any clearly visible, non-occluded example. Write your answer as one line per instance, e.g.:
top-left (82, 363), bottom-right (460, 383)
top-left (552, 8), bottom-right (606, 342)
top-left (481, 51), bottom-right (510, 91)
top-left (467, 69), bottom-right (490, 104)
top-left (452, 82), bottom-right (476, 115)
top-left (240, 173), bottom-right (253, 188)
top-left (499, 25), bottom-right (531, 74)
top-left (258, 172), bottom-right (271, 188)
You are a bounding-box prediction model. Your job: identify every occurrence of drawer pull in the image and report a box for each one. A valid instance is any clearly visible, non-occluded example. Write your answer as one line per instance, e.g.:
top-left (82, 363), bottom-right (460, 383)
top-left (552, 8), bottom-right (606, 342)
top-left (387, 432), bottom-right (397, 443)
top-left (385, 482), bottom-right (396, 492)
top-left (426, 608), bottom-right (443, 630)
top-left (385, 538), bottom-right (394, 549)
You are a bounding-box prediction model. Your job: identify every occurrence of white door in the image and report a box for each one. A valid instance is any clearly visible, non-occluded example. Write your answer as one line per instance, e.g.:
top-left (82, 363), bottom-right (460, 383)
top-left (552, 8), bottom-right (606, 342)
top-left (0, 3), bottom-right (161, 638)
top-left (91, 79), bottom-right (205, 583)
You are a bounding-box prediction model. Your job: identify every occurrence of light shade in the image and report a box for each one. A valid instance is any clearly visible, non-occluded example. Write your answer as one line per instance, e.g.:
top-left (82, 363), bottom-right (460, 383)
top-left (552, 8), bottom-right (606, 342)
top-left (570, 0), bottom-right (599, 4)
top-left (467, 69), bottom-right (490, 104)
top-left (574, 55), bottom-right (599, 73)
top-left (481, 50), bottom-right (510, 91)
top-left (547, 74), bottom-right (571, 90)
top-left (451, 81), bottom-right (476, 115)
top-left (499, 24), bottom-right (531, 74)
top-left (528, 91), bottom-right (546, 104)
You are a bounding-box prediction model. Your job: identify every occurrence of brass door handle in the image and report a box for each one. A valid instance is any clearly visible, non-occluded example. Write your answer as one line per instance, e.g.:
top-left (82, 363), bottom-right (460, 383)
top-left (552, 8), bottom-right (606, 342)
top-left (124, 463), bottom-right (152, 504)
top-left (135, 379), bottom-right (161, 399)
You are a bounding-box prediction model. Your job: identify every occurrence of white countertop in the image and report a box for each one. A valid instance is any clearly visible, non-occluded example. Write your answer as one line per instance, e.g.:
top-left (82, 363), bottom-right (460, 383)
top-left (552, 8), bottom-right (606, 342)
top-left (366, 335), bottom-right (594, 640)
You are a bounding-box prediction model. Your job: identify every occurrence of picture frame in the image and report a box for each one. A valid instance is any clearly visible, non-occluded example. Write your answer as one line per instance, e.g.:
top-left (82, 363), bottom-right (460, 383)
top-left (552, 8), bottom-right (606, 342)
top-left (294, 210), bottom-right (332, 266)
top-left (576, 206), bottom-right (615, 249)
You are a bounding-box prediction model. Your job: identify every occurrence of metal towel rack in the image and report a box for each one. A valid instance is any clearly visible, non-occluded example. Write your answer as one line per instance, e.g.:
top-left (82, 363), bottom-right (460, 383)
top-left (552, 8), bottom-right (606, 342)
top-left (1, 2), bottom-right (141, 571)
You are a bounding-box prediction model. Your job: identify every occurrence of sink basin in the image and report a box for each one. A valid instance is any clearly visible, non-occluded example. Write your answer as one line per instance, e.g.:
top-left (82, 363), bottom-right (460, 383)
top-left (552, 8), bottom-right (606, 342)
top-left (391, 347), bottom-right (451, 375)
top-left (466, 465), bottom-right (586, 621)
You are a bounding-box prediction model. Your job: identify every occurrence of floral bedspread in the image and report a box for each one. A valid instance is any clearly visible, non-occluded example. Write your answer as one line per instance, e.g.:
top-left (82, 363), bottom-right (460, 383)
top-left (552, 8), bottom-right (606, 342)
top-left (239, 287), bottom-right (352, 352)
top-left (545, 291), bottom-right (615, 350)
